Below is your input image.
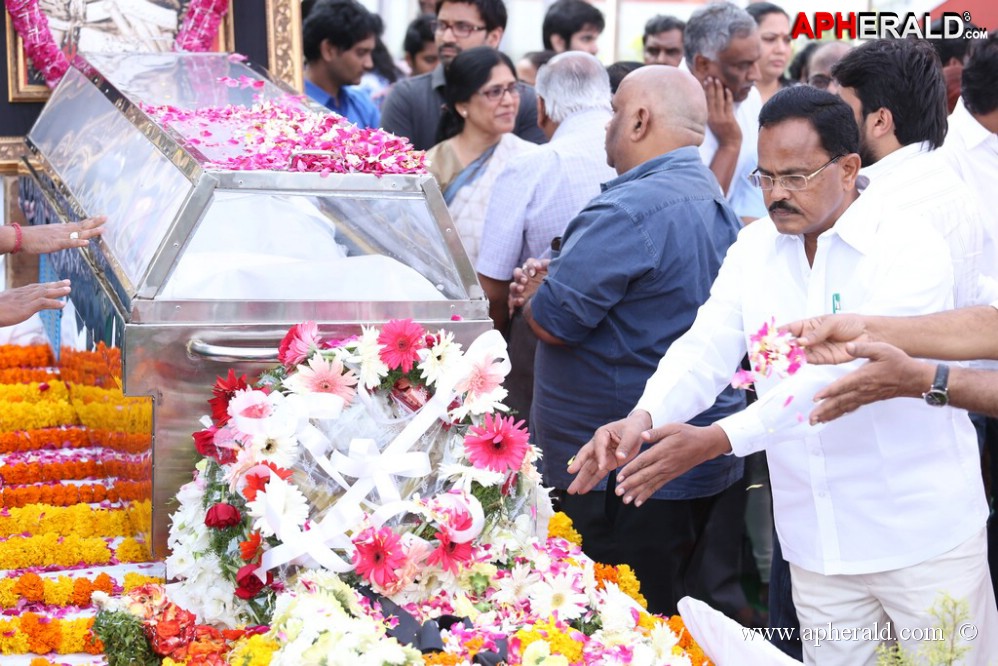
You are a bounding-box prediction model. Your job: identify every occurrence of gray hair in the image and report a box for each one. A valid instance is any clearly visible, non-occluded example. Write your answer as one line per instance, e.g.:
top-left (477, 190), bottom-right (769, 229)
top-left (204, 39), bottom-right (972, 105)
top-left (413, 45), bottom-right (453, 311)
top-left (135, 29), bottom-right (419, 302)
top-left (683, 2), bottom-right (757, 65)
top-left (534, 51), bottom-right (611, 124)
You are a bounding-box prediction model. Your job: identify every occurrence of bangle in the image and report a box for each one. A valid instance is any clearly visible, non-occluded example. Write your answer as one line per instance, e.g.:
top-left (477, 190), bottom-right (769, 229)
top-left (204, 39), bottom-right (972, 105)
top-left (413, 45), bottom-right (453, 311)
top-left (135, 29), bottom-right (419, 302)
top-left (10, 223), bottom-right (22, 254)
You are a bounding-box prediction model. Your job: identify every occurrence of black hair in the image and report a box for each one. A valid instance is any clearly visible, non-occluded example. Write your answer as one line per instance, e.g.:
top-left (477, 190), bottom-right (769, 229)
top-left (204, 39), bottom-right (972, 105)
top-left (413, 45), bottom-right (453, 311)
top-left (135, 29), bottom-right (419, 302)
top-left (434, 0), bottom-right (508, 32)
top-left (642, 14), bottom-right (685, 45)
top-left (759, 85), bottom-right (859, 157)
top-left (745, 2), bottom-right (788, 23)
top-left (929, 16), bottom-right (982, 65)
top-left (303, 0), bottom-right (379, 61)
top-left (436, 46), bottom-right (517, 142)
top-left (404, 14), bottom-right (436, 59)
top-left (606, 61), bottom-right (643, 94)
top-left (542, 0), bottom-right (605, 51)
top-left (962, 34), bottom-right (998, 116)
top-left (832, 39), bottom-right (947, 149)
top-left (788, 41), bottom-right (819, 83)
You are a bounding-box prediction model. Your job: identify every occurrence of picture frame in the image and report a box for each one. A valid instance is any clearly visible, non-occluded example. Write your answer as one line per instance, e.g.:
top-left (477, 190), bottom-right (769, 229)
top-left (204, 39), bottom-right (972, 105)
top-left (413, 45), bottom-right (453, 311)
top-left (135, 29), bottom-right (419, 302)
top-left (5, 0), bottom-right (238, 103)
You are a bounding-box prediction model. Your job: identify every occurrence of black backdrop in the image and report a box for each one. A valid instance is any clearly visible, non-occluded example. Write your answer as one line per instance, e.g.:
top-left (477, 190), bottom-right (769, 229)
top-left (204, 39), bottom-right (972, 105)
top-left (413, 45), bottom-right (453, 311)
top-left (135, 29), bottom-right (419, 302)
top-left (0, 1), bottom-right (273, 137)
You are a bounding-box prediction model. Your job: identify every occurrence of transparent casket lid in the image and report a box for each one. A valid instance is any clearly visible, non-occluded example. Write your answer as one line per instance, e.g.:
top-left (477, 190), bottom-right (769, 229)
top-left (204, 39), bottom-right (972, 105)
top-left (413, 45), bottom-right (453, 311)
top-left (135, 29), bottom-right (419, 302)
top-left (27, 53), bottom-right (471, 304)
top-left (159, 187), bottom-right (467, 301)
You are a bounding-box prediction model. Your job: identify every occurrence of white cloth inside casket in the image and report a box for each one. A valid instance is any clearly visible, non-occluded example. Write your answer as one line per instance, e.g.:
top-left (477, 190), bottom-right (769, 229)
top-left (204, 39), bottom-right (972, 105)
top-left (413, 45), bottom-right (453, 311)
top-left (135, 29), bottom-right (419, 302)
top-left (159, 193), bottom-right (447, 301)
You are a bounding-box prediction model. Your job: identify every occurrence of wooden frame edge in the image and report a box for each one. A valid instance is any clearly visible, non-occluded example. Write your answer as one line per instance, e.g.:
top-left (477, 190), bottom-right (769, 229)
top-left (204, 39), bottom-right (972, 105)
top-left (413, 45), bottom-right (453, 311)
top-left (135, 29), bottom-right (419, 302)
top-left (266, 0), bottom-right (303, 91)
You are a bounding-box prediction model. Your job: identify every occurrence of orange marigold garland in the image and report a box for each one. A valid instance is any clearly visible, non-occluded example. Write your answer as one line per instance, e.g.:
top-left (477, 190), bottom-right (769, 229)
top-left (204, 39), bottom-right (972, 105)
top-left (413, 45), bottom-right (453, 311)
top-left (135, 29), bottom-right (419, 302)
top-left (0, 480), bottom-right (152, 509)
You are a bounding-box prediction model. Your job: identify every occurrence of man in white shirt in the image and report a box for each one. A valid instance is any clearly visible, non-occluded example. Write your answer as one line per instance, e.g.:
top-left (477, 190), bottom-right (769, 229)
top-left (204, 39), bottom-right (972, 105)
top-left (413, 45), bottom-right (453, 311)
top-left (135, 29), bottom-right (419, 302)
top-left (832, 38), bottom-right (993, 308)
top-left (567, 86), bottom-right (998, 665)
top-left (683, 2), bottom-right (767, 222)
top-left (477, 51), bottom-right (615, 427)
top-left (939, 35), bottom-right (998, 281)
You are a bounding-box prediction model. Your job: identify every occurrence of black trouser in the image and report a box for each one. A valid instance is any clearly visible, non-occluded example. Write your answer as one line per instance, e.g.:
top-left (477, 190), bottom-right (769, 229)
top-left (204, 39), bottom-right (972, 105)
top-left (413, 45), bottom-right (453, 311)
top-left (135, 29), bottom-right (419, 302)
top-left (558, 473), bottom-right (747, 617)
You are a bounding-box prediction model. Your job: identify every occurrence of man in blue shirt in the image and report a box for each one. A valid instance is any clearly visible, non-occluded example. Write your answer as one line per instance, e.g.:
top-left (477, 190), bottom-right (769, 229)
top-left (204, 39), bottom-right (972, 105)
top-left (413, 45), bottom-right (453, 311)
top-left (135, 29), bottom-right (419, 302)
top-left (521, 65), bottom-right (746, 615)
top-left (302, 0), bottom-right (381, 129)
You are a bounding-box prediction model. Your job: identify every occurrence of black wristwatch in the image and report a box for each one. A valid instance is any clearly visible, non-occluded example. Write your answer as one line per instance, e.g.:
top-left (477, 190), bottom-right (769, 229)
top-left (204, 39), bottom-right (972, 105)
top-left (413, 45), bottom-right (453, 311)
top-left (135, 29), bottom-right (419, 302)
top-left (922, 364), bottom-right (950, 407)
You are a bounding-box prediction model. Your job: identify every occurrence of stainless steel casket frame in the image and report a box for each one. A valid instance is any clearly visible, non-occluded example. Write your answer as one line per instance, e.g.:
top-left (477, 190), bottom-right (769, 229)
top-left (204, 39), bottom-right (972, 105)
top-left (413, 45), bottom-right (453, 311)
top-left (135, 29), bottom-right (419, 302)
top-left (19, 53), bottom-right (491, 560)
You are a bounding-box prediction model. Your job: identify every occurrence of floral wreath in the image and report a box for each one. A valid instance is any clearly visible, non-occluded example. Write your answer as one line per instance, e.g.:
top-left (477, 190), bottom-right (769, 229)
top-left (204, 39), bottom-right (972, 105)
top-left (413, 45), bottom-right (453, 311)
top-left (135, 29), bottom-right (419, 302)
top-left (4, 0), bottom-right (229, 89)
top-left (166, 319), bottom-right (547, 626)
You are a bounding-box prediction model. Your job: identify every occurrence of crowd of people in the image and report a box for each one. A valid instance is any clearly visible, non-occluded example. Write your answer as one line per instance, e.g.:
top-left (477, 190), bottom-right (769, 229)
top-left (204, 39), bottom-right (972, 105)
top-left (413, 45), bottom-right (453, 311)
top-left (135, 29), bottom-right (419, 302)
top-left (295, 1), bottom-right (998, 663)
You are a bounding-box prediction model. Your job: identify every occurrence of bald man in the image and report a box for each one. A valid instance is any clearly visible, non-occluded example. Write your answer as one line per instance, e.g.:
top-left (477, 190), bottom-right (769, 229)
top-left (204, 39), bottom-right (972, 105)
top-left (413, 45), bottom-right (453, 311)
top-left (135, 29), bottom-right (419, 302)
top-left (520, 66), bottom-right (747, 615)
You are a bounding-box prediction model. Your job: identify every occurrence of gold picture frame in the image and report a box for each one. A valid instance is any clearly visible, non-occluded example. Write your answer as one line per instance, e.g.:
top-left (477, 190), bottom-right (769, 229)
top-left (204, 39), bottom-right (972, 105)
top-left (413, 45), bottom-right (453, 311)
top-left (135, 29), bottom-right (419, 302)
top-left (6, 0), bottom-right (238, 104)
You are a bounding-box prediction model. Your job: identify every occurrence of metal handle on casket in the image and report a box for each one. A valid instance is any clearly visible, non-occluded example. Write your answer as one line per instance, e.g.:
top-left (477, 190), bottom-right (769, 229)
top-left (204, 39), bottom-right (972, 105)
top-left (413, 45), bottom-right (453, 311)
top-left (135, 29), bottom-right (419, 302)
top-left (186, 339), bottom-right (281, 362)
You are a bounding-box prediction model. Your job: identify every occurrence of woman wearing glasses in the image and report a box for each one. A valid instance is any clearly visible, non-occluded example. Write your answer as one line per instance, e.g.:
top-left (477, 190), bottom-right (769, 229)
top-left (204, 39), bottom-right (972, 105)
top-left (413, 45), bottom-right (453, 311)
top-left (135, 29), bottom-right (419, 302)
top-left (427, 46), bottom-right (536, 265)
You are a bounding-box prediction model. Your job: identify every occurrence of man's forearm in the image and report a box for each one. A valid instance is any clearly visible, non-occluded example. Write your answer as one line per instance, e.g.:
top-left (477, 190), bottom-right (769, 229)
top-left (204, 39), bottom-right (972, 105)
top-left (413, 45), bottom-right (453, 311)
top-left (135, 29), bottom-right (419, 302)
top-left (948, 367), bottom-right (998, 417)
top-left (709, 145), bottom-right (739, 194)
top-left (865, 306), bottom-right (998, 360)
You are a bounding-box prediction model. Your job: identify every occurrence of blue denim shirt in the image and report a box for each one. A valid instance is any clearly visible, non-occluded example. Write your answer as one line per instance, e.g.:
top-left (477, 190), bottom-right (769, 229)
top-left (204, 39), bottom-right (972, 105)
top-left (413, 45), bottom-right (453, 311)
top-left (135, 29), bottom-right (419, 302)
top-left (304, 79), bottom-right (380, 129)
top-left (530, 146), bottom-right (746, 499)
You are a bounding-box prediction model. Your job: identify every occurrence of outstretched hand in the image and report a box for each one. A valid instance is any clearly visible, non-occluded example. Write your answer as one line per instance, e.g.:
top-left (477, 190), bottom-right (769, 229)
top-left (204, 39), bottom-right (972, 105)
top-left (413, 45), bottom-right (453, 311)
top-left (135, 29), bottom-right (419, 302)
top-left (810, 341), bottom-right (932, 424)
top-left (0, 280), bottom-right (71, 327)
top-left (567, 411), bottom-right (652, 495)
top-left (19, 216), bottom-right (106, 255)
top-left (782, 313), bottom-right (871, 365)
top-left (614, 424), bottom-right (732, 507)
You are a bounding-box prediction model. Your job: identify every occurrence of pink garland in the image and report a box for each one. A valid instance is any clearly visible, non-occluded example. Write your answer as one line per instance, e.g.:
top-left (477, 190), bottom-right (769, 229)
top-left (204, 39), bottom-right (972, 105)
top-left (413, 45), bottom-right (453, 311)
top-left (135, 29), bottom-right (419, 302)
top-left (174, 0), bottom-right (230, 53)
top-left (4, 0), bottom-right (69, 88)
top-left (4, 0), bottom-right (229, 90)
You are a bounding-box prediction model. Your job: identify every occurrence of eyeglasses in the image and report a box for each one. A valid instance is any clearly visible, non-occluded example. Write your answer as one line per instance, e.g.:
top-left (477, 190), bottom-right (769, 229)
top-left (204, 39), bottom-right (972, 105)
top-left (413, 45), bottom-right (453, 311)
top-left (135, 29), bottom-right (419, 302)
top-left (748, 156), bottom-right (843, 191)
top-left (430, 19), bottom-right (487, 38)
top-left (476, 82), bottom-right (520, 102)
top-left (808, 73), bottom-right (834, 90)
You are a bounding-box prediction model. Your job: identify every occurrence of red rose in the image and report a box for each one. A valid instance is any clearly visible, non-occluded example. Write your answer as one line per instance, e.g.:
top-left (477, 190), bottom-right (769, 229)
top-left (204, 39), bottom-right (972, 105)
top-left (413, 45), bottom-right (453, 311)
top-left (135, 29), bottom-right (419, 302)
top-left (193, 427), bottom-right (237, 465)
top-left (204, 503), bottom-right (241, 529)
top-left (235, 564), bottom-right (272, 600)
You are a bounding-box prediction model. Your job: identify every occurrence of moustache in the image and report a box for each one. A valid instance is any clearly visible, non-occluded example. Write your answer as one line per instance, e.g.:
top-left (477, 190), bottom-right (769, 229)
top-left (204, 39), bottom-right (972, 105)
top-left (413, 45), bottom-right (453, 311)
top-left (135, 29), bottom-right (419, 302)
top-left (769, 201), bottom-right (801, 215)
top-left (439, 42), bottom-right (459, 51)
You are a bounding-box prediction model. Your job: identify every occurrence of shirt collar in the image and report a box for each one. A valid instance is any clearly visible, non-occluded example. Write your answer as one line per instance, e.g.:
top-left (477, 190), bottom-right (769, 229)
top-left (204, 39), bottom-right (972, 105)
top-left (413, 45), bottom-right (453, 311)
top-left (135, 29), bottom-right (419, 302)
top-left (859, 140), bottom-right (932, 181)
top-left (950, 97), bottom-right (994, 150)
top-left (601, 146), bottom-right (702, 191)
top-left (551, 108), bottom-right (611, 141)
top-left (304, 79), bottom-right (335, 107)
top-left (431, 64), bottom-right (446, 91)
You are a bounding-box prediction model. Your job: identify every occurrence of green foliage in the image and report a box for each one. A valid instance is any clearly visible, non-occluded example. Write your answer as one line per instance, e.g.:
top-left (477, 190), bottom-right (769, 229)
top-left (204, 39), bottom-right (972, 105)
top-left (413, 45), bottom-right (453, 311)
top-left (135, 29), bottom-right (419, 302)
top-left (875, 594), bottom-right (972, 666)
top-left (92, 610), bottom-right (161, 666)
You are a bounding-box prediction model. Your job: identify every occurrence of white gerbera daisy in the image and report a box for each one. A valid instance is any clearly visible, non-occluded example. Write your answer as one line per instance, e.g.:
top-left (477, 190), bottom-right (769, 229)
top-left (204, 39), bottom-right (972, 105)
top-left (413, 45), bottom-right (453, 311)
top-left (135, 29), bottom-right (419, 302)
top-left (346, 326), bottom-right (389, 389)
top-left (528, 572), bottom-right (589, 621)
top-left (417, 329), bottom-right (463, 387)
top-left (246, 476), bottom-right (309, 537)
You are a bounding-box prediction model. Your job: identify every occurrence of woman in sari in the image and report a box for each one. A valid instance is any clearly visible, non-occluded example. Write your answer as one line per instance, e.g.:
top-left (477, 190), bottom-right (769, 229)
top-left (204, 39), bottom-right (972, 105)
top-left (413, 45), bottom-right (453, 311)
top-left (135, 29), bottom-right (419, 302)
top-left (427, 47), bottom-right (536, 266)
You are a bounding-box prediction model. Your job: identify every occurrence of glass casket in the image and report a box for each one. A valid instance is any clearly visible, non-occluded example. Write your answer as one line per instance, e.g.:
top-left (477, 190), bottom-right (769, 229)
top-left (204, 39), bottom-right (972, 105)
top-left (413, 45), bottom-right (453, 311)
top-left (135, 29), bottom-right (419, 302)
top-left (19, 52), bottom-right (491, 560)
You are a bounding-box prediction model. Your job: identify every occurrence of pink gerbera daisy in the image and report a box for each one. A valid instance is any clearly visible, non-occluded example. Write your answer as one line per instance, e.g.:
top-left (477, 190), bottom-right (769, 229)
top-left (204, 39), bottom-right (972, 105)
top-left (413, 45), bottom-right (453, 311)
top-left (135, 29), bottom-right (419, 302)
top-left (455, 353), bottom-right (506, 398)
top-left (278, 321), bottom-right (322, 369)
top-left (426, 530), bottom-right (473, 575)
top-left (377, 319), bottom-right (426, 373)
top-left (463, 414), bottom-right (530, 472)
top-left (352, 526), bottom-right (406, 589)
top-left (285, 355), bottom-right (359, 405)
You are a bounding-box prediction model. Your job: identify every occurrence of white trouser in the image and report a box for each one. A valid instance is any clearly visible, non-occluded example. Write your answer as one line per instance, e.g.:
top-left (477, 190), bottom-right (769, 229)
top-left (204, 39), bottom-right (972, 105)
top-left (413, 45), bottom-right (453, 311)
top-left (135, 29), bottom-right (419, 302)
top-left (791, 527), bottom-right (998, 666)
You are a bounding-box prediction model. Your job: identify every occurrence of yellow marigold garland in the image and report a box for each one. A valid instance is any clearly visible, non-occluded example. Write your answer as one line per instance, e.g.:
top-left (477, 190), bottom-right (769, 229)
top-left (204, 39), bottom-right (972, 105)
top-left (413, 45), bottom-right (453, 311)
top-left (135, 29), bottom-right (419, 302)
top-left (226, 633), bottom-right (281, 666)
top-left (0, 571), bottom-right (164, 609)
top-left (0, 533), bottom-right (150, 569)
top-left (0, 500), bottom-right (151, 539)
top-left (0, 613), bottom-right (101, 655)
top-left (0, 401), bottom-right (79, 431)
top-left (0, 381), bottom-right (69, 402)
top-left (546, 511), bottom-right (582, 546)
top-left (513, 617), bottom-right (585, 664)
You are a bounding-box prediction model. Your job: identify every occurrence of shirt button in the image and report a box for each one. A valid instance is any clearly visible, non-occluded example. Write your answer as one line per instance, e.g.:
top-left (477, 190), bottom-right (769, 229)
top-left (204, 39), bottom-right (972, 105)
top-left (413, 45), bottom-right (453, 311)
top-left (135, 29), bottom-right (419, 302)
top-left (817, 491), bottom-right (827, 498)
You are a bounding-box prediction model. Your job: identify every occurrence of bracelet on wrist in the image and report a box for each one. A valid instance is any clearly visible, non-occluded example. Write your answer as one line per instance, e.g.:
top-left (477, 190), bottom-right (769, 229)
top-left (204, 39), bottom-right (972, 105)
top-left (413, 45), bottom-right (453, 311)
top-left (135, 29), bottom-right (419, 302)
top-left (10, 223), bottom-right (22, 254)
